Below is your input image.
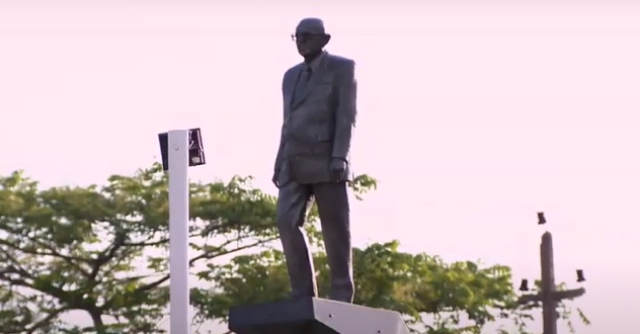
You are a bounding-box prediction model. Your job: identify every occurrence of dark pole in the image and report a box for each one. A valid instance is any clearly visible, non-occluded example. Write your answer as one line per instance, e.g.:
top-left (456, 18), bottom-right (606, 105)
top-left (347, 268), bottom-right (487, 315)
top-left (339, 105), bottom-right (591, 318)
top-left (540, 232), bottom-right (558, 334)
top-left (518, 213), bottom-right (586, 334)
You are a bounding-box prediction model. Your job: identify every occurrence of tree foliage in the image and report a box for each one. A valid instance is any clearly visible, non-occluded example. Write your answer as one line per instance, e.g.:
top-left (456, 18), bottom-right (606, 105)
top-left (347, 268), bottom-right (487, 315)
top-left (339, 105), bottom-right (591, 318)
top-left (0, 164), bottom-right (376, 333)
top-left (0, 163), bottom-right (589, 334)
top-left (191, 241), bottom-right (589, 334)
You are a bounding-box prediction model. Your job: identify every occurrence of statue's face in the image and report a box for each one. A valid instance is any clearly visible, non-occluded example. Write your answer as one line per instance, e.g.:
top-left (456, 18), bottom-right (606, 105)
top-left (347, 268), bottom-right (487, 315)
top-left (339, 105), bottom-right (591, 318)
top-left (294, 31), bottom-right (326, 57)
top-left (294, 19), bottom-right (329, 57)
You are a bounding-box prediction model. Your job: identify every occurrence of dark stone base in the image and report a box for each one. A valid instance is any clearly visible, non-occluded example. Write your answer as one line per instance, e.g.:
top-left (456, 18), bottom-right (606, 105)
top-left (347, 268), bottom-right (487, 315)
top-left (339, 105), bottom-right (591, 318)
top-left (228, 297), bottom-right (409, 334)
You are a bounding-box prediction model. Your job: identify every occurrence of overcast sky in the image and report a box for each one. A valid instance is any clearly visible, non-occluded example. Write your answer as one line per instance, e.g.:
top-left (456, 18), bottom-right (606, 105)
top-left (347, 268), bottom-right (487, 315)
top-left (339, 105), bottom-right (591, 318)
top-left (1, 1), bottom-right (639, 333)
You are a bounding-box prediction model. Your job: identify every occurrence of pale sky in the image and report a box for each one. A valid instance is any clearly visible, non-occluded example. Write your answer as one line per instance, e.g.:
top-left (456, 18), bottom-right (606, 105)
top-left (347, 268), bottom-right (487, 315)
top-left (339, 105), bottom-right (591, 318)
top-left (1, 1), bottom-right (639, 333)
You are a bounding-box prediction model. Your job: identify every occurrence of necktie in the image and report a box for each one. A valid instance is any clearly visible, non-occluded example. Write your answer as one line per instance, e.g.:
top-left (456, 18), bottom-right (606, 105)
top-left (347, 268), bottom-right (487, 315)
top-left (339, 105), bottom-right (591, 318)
top-left (297, 67), bottom-right (312, 93)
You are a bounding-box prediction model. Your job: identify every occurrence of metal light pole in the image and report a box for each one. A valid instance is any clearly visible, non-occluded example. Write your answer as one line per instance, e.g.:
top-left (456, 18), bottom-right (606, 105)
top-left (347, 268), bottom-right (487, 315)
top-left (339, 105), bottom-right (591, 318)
top-left (158, 128), bottom-right (206, 334)
top-left (518, 212), bottom-right (586, 334)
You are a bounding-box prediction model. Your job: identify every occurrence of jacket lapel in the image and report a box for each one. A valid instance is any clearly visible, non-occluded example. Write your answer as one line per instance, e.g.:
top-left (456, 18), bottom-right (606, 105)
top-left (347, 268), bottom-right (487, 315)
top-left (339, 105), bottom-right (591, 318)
top-left (291, 55), bottom-right (329, 110)
top-left (286, 67), bottom-right (300, 109)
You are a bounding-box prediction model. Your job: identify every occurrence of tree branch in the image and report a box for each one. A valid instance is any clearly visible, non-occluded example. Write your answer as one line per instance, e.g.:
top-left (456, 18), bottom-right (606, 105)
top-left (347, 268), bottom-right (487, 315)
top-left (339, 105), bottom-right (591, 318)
top-left (0, 249), bottom-right (34, 279)
top-left (102, 237), bottom-right (277, 311)
top-left (188, 238), bottom-right (277, 265)
top-left (0, 238), bottom-right (90, 277)
top-left (25, 307), bottom-right (69, 334)
top-left (0, 275), bottom-right (69, 303)
top-left (89, 231), bottom-right (126, 281)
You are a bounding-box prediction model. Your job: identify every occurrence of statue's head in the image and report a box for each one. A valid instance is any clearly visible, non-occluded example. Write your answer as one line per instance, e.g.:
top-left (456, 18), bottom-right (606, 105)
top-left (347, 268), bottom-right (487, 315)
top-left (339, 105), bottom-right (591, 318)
top-left (292, 18), bottom-right (331, 58)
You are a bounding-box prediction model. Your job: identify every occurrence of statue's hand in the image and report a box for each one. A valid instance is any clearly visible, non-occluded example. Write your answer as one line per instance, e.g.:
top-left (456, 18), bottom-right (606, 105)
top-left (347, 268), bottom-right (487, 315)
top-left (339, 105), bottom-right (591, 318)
top-left (272, 170), bottom-right (281, 188)
top-left (329, 158), bottom-right (347, 182)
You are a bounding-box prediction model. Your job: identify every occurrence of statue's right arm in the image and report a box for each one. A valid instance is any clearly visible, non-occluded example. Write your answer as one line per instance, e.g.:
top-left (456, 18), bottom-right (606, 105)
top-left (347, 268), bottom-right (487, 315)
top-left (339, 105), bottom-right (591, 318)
top-left (274, 72), bottom-right (288, 173)
top-left (274, 125), bottom-right (285, 172)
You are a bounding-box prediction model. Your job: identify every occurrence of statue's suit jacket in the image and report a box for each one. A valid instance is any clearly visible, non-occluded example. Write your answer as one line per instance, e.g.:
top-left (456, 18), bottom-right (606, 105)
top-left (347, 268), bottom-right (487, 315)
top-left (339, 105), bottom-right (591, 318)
top-left (274, 52), bottom-right (357, 185)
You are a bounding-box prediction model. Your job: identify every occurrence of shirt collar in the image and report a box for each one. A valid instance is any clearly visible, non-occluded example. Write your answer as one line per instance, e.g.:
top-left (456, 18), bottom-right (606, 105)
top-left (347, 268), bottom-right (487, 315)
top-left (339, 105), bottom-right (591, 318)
top-left (305, 50), bottom-right (327, 72)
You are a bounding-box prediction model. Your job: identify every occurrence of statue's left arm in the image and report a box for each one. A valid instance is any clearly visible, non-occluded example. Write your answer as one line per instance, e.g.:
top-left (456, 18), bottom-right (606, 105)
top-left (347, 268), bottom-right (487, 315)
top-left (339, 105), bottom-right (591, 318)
top-left (332, 59), bottom-right (357, 160)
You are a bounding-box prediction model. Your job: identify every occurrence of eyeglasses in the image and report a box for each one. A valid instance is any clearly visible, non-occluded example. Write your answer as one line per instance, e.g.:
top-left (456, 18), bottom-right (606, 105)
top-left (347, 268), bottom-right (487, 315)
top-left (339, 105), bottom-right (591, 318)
top-left (291, 32), bottom-right (323, 42)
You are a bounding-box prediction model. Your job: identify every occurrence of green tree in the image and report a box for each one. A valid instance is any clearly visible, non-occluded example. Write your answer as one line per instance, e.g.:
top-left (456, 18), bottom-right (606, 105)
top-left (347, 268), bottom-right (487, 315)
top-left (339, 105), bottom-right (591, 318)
top-left (0, 164), bottom-right (277, 333)
top-left (191, 241), bottom-right (589, 334)
top-left (0, 165), bottom-right (376, 334)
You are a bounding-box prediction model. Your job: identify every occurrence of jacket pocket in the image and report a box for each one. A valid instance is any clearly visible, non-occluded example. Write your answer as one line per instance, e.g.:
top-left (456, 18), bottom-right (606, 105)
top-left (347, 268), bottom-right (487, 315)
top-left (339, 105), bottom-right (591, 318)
top-left (314, 85), bottom-right (333, 98)
top-left (316, 125), bottom-right (332, 142)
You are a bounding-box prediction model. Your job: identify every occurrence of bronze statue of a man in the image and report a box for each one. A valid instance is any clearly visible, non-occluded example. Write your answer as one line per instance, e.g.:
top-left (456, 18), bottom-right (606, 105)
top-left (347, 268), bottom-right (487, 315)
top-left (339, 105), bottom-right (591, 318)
top-left (272, 18), bottom-right (357, 303)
